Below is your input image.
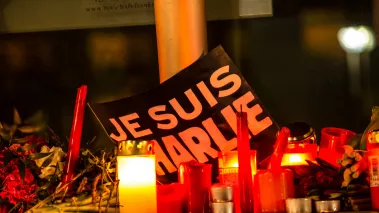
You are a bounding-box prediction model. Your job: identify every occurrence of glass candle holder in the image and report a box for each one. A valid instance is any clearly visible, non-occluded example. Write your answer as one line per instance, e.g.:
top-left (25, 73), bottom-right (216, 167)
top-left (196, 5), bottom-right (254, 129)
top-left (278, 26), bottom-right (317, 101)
top-left (218, 150), bottom-right (257, 213)
top-left (282, 143), bottom-right (317, 166)
top-left (218, 150), bottom-right (257, 185)
top-left (178, 161), bottom-right (212, 213)
top-left (117, 140), bottom-right (157, 213)
top-left (286, 122), bottom-right (316, 145)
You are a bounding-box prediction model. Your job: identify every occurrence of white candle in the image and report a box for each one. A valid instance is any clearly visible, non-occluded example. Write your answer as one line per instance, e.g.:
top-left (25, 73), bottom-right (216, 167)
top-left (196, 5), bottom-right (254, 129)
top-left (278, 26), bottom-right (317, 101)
top-left (117, 141), bottom-right (157, 213)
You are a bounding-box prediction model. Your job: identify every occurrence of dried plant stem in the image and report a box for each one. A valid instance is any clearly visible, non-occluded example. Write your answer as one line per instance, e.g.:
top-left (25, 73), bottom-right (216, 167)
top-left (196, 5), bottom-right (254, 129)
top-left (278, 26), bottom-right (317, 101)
top-left (92, 174), bottom-right (101, 205)
top-left (26, 165), bottom-right (94, 213)
top-left (30, 196), bottom-right (116, 213)
top-left (77, 177), bottom-right (88, 194)
top-left (98, 153), bottom-right (106, 213)
top-left (106, 177), bottom-right (118, 213)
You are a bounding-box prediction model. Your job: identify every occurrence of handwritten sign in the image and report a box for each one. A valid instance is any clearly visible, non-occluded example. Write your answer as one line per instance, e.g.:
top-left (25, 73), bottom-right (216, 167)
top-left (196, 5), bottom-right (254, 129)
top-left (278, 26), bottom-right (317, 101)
top-left (89, 46), bottom-right (279, 183)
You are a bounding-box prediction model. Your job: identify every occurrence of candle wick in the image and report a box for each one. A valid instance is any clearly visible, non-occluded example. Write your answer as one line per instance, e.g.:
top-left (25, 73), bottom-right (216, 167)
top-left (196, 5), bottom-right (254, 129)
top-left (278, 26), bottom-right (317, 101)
top-left (240, 105), bottom-right (242, 113)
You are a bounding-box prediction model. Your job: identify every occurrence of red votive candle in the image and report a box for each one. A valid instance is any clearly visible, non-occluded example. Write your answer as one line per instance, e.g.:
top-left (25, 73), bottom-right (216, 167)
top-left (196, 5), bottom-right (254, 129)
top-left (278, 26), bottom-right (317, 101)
top-left (178, 161), bottom-right (212, 213)
top-left (62, 85), bottom-right (87, 187)
top-left (254, 169), bottom-right (295, 212)
top-left (255, 128), bottom-right (295, 212)
top-left (236, 109), bottom-right (254, 213)
top-left (318, 127), bottom-right (356, 167)
top-left (157, 183), bottom-right (186, 213)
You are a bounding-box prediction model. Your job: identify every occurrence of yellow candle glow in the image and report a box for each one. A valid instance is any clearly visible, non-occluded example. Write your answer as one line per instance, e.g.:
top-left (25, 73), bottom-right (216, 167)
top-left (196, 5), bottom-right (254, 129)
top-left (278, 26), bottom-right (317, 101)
top-left (117, 141), bottom-right (157, 213)
top-left (281, 143), bottom-right (317, 166)
top-left (281, 153), bottom-right (311, 166)
top-left (218, 150), bottom-right (257, 175)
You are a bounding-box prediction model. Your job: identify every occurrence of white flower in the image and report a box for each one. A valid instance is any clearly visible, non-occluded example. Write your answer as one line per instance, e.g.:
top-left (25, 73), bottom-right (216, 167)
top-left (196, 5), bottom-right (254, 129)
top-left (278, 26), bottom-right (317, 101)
top-left (35, 145), bottom-right (66, 179)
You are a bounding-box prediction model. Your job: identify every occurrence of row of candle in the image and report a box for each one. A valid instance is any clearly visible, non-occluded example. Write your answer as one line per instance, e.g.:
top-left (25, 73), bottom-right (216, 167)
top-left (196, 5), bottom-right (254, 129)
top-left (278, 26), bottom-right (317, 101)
top-left (64, 86), bottom-right (368, 212)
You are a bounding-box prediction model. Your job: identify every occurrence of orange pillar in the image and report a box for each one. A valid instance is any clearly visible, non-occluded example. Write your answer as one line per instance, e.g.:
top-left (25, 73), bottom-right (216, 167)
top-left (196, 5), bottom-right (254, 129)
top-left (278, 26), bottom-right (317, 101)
top-left (154, 0), bottom-right (208, 83)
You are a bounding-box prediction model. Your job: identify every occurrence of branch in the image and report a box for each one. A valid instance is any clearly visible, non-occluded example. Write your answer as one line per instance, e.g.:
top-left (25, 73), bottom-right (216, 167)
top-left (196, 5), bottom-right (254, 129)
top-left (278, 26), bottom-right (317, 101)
top-left (92, 174), bottom-right (101, 205)
top-left (26, 165), bottom-right (94, 213)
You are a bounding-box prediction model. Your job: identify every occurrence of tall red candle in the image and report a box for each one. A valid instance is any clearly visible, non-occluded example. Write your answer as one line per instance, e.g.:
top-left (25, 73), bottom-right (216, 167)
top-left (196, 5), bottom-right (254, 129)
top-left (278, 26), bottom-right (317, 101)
top-left (236, 108), bottom-right (254, 213)
top-left (62, 85), bottom-right (88, 186)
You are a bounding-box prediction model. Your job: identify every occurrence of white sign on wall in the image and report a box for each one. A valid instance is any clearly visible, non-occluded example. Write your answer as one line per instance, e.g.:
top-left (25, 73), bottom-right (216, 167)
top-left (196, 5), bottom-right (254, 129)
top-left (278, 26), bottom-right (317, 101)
top-left (0, 0), bottom-right (272, 33)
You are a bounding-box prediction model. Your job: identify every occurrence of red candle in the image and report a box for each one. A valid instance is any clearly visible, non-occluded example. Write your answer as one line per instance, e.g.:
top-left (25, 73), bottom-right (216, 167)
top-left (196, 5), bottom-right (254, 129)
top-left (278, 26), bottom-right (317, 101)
top-left (62, 85), bottom-right (88, 187)
top-left (178, 161), bottom-right (212, 213)
top-left (236, 109), bottom-right (254, 213)
top-left (254, 127), bottom-right (295, 213)
top-left (157, 184), bottom-right (186, 213)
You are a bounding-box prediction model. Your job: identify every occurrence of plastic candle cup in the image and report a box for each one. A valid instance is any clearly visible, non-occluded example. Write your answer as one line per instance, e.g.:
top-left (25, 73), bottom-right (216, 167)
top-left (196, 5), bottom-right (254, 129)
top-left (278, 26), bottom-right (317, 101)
top-left (117, 140), bottom-right (157, 213)
top-left (318, 127), bottom-right (356, 167)
top-left (254, 169), bottom-right (295, 212)
top-left (178, 161), bottom-right (212, 213)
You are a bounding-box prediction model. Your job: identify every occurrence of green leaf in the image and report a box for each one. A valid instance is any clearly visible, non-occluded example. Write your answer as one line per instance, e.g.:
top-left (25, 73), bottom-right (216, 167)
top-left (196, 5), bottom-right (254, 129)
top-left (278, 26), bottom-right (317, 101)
top-left (24, 110), bottom-right (44, 125)
top-left (27, 152), bottom-right (52, 160)
top-left (4, 152), bottom-right (15, 167)
top-left (13, 108), bottom-right (22, 125)
top-left (306, 189), bottom-right (323, 196)
top-left (17, 143), bottom-right (39, 152)
top-left (46, 174), bottom-right (58, 183)
top-left (18, 125), bottom-right (40, 134)
top-left (9, 125), bottom-right (17, 138)
top-left (23, 160), bottom-right (41, 173)
top-left (315, 158), bottom-right (339, 171)
top-left (40, 182), bottom-right (51, 190)
top-left (328, 193), bottom-right (342, 199)
top-left (0, 129), bottom-right (10, 140)
top-left (10, 137), bottom-right (30, 144)
top-left (306, 160), bottom-right (322, 171)
top-left (2, 123), bottom-right (12, 131)
top-left (41, 155), bottom-right (54, 167)
top-left (88, 158), bottom-right (96, 165)
top-left (17, 160), bottom-right (25, 184)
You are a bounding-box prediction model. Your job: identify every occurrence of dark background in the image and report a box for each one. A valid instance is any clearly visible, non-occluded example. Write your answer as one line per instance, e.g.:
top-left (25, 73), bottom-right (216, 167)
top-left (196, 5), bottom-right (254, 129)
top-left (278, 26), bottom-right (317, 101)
top-left (0, 0), bottom-right (377, 152)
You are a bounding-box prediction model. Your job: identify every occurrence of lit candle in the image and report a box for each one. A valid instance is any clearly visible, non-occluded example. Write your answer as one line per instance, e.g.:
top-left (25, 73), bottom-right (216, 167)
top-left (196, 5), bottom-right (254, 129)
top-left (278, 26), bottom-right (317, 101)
top-left (218, 151), bottom-right (257, 185)
top-left (236, 109), bottom-right (254, 213)
top-left (62, 85), bottom-right (87, 187)
top-left (254, 128), bottom-right (295, 213)
top-left (117, 140), bottom-right (157, 213)
top-left (218, 151), bottom-right (257, 213)
top-left (281, 144), bottom-right (317, 166)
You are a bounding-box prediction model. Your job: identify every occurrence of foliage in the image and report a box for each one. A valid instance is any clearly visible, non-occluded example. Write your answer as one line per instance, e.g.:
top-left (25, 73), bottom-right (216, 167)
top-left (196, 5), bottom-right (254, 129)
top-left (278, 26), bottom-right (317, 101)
top-left (296, 158), bottom-right (343, 200)
top-left (0, 109), bottom-right (117, 213)
top-left (294, 146), bottom-right (370, 211)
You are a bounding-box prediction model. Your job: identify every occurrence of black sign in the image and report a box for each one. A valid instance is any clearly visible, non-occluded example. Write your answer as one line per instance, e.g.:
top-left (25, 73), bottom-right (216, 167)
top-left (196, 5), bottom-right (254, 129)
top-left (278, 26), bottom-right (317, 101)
top-left (89, 46), bottom-right (279, 183)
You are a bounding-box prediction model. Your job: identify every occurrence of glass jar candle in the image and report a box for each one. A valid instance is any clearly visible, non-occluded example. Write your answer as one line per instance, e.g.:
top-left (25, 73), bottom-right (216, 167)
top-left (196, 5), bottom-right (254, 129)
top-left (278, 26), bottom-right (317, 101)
top-left (117, 140), bottom-right (157, 213)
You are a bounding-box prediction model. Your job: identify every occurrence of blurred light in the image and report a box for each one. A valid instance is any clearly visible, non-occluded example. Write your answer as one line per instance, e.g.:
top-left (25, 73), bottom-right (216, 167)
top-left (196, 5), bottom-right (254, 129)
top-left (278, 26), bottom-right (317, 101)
top-left (338, 26), bottom-right (376, 53)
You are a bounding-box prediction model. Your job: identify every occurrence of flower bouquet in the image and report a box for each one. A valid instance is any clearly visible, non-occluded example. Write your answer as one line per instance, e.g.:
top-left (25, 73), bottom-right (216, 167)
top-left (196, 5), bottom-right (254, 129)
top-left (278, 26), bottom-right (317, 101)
top-left (0, 109), bottom-right (118, 213)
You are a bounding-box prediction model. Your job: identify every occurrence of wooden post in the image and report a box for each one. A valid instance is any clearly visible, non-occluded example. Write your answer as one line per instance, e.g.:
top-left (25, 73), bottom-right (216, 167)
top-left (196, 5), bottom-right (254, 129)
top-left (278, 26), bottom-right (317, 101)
top-left (154, 0), bottom-right (208, 83)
